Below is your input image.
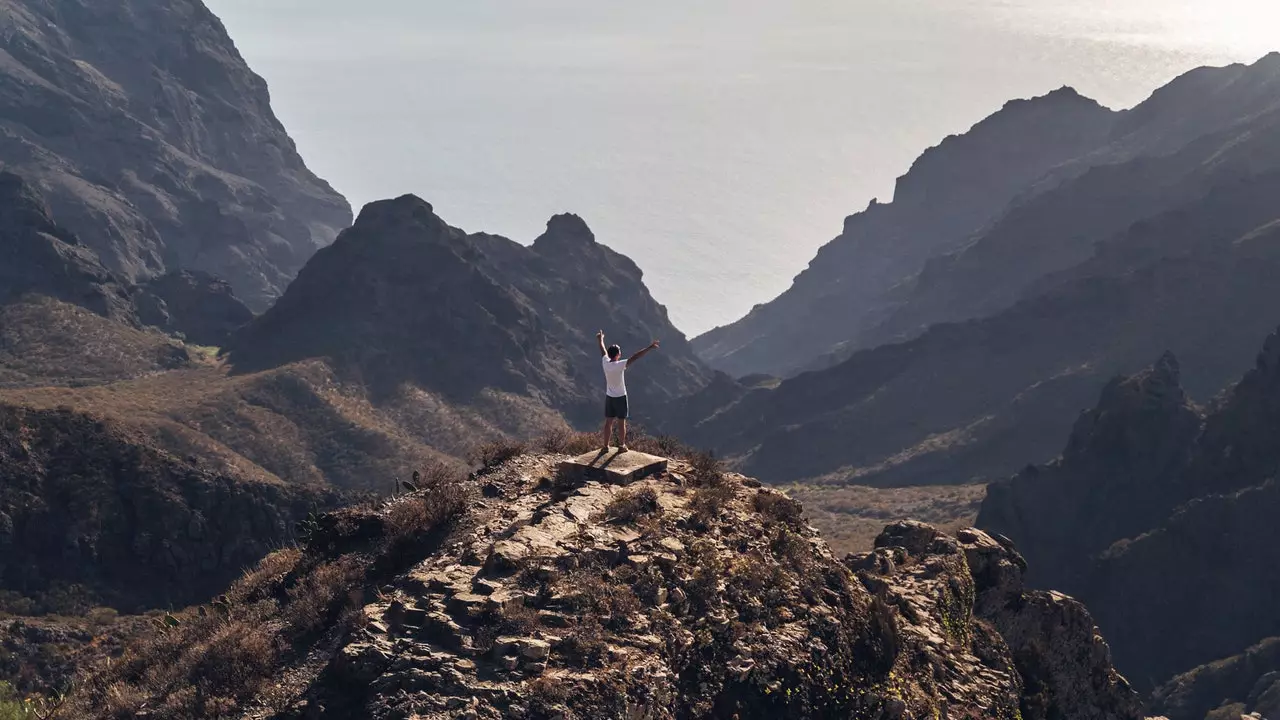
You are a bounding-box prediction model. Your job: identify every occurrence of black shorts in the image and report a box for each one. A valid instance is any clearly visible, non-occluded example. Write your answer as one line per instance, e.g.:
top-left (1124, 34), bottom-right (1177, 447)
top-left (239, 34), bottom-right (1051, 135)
top-left (604, 395), bottom-right (629, 419)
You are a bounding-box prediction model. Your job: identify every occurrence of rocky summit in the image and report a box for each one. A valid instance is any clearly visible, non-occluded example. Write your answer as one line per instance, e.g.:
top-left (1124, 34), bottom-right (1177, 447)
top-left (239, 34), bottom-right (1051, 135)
top-left (0, 0), bottom-right (351, 308)
top-left (70, 448), bottom-right (1146, 719)
top-left (228, 196), bottom-right (711, 425)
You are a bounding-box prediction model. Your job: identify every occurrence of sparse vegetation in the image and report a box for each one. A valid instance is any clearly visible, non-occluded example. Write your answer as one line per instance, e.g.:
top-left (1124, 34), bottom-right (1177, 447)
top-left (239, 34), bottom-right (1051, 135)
top-left (468, 438), bottom-right (528, 470)
top-left (538, 427), bottom-right (601, 455)
top-left (603, 486), bottom-right (662, 523)
top-left (63, 473), bottom-right (467, 719)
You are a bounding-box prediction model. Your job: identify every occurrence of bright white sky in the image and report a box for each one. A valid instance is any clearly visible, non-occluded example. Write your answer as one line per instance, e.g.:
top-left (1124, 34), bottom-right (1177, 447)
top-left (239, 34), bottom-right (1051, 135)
top-left (206, 0), bottom-right (1273, 334)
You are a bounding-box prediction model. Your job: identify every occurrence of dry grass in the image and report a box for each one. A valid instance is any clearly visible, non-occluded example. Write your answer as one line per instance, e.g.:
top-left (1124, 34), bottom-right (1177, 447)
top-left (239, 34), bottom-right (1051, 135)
top-left (0, 298), bottom-right (192, 389)
top-left (538, 427), bottom-right (602, 455)
top-left (468, 438), bottom-right (529, 470)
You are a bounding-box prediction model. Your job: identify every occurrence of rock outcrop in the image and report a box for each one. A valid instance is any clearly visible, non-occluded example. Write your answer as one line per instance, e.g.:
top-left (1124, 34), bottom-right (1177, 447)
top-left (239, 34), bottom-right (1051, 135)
top-left (0, 172), bottom-right (133, 320)
top-left (135, 269), bottom-right (254, 346)
top-left (0, 0), bottom-right (352, 308)
top-left (978, 327), bottom-right (1280, 690)
top-left (1151, 637), bottom-right (1280, 720)
top-left (71, 451), bottom-right (1144, 719)
top-left (852, 521), bottom-right (1142, 720)
top-left (228, 197), bottom-right (711, 426)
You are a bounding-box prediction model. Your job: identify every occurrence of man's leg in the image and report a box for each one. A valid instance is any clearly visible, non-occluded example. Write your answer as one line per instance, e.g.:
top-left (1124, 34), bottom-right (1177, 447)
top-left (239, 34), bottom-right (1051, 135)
top-left (617, 419), bottom-right (628, 451)
top-left (601, 417), bottom-right (615, 449)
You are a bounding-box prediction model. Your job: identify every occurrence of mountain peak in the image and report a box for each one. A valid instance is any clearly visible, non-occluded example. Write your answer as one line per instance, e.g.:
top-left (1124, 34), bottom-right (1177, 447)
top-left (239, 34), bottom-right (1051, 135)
top-left (533, 213), bottom-right (598, 254)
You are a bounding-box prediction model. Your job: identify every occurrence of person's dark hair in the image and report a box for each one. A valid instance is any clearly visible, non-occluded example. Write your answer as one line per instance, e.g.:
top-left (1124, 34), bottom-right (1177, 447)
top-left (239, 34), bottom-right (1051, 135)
top-left (608, 345), bottom-right (622, 360)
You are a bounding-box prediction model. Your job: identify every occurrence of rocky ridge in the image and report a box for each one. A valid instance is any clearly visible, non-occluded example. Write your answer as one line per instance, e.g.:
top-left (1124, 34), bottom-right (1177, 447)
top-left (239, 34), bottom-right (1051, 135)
top-left (72, 449), bottom-right (1147, 719)
top-left (692, 87), bottom-right (1118, 378)
top-left (979, 326), bottom-right (1280, 690)
top-left (228, 196), bottom-right (711, 426)
top-left (694, 54), bottom-right (1280, 380)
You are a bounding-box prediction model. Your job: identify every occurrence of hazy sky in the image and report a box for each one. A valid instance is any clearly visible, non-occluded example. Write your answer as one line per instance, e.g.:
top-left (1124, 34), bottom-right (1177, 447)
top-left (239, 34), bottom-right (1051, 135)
top-left (206, 0), bottom-right (1273, 334)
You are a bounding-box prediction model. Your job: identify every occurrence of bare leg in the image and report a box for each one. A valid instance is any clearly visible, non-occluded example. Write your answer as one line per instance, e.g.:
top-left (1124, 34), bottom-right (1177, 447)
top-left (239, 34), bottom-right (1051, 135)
top-left (601, 418), bottom-right (615, 449)
top-left (618, 419), bottom-right (628, 451)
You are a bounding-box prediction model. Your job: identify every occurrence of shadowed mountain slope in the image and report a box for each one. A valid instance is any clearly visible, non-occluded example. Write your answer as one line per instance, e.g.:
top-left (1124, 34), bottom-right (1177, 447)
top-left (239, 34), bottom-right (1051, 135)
top-left (0, 0), bottom-right (351, 308)
top-left (696, 54), bottom-right (1280, 380)
top-left (228, 196), bottom-right (711, 427)
top-left (692, 87), bottom-right (1117, 377)
top-left (673, 168), bottom-right (1280, 487)
top-left (978, 328), bottom-right (1280, 690)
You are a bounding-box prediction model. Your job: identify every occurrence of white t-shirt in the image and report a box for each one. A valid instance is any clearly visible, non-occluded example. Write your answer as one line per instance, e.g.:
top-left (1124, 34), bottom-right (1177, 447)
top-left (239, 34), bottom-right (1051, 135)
top-left (603, 355), bottom-right (628, 397)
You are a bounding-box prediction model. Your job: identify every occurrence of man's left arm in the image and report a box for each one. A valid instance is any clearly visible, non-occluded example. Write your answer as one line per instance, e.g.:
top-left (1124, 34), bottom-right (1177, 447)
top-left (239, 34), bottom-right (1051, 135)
top-left (597, 330), bottom-right (607, 357)
top-left (627, 340), bottom-right (660, 367)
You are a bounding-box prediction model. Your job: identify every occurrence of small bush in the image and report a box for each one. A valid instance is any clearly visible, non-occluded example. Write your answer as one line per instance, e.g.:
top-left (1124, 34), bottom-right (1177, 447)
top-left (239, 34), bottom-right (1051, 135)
top-left (468, 439), bottom-right (528, 469)
top-left (689, 483), bottom-right (736, 527)
top-left (283, 557), bottom-right (367, 638)
top-left (0, 682), bottom-right (25, 720)
top-left (687, 450), bottom-right (726, 488)
top-left (604, 487), bottom-right (661, 524)
top-left (754, 491), bottom-right (805, 527)
top-left (86, 607), bottom-right (120, 629)
top-left (562, 572), bottom-right (641, 630)
top-left (539, 428), bottom-right (602, 455)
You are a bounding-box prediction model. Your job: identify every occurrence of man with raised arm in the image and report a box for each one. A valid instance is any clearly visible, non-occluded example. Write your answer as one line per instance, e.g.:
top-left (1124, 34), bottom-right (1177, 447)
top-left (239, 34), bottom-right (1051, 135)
top-left (597, 330), bottom-right (660, 453)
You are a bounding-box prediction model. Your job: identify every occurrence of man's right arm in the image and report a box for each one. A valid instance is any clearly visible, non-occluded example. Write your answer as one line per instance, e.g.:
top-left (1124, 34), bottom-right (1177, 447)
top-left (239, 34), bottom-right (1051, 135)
top-left (597, 330), bottom-right (607, 357)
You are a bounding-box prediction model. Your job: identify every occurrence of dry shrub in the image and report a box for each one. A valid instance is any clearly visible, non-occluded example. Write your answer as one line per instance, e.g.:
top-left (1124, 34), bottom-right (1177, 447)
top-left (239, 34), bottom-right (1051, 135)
top-left (689, 483), bottom-right (736, 527)
top-left (230, 547), bottom-right (302, 603)
top-left (626, 431), bottom-right (689, 459)
top-left (562, 571), bottom-right (641, 630)
top-left (284, 556), bottom-right (367, 638)
top-left (604, 486), bottom-right (661, 524)
top-left (754, 491), bottom-right (805, 527)
top-left (528, 675), bottom-right (571, 704)
top-left (560, 621), bottom-right (610, 668)
top-left (86, 606), bottom-right (119, 628)
top-left (687, 450), bottom-right (726, 488)
top-left (539, 427), bottom-right (602, 455)
top-left (468, 438), bottom-right (528, 469)
top-left (188, 620), bottom-right (278, 702)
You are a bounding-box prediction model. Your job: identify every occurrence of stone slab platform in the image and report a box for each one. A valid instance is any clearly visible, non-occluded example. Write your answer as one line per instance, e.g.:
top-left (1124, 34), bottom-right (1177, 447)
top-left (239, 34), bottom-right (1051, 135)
top-left (558, 449), bottom-right (668, 485)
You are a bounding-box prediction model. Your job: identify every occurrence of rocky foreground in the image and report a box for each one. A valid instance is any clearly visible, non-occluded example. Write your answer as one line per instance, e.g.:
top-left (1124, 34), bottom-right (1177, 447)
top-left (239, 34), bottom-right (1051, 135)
top-left (67, 446), bottom-right (1152, 719)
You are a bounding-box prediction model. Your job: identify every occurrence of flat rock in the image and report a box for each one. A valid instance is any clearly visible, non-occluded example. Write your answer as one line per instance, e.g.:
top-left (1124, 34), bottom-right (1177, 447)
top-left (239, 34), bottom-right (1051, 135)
top-left (558, 450), bottom-right (668, 485)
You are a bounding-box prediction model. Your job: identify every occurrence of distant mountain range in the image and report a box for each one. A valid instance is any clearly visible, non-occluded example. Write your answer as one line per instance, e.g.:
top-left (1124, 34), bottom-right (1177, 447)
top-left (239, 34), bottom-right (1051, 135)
top-left (672, 53), bottom-right (1280, 488)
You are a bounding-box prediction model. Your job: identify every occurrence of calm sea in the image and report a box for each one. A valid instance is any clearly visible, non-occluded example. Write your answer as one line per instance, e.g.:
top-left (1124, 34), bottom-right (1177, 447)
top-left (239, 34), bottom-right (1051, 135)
top-left (208, 0), bottom-right (1271, 335)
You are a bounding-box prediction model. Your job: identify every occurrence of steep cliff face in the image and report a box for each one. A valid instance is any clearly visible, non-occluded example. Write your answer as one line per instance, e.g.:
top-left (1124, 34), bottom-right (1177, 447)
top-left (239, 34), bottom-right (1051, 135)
top-left (692, 88), bottom-right (1117, 378)
top-left (0, 0), bottom-right (351, 308)
top-left (65, 451), bottom-right (1143, 720)
top-left (0, 172), bottom-right (134, 321)
top-left (228, 196), bottom-right (711, 426)
top-left (977, 327), bottom-right (1280, 690)
top-left (0, 404), bottom-right (338, 612)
